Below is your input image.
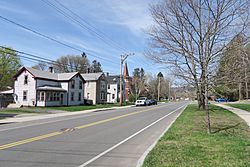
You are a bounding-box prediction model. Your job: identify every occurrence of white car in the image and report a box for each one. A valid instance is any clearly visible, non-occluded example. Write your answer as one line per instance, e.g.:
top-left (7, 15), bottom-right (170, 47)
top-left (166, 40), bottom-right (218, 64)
top-left (135, 97), bottom-right (150, 106)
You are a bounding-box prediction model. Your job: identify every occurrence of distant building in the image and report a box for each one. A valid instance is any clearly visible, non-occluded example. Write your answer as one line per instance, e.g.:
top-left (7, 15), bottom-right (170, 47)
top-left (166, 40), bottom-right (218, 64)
top-left (123, 62), bottom-right (132, 102)
top-left (81, 72), bottom-right (107, 104)
top-left (106, 75), bottom-right (125, 103)
top-left (13, 67), bottom-right (86, 107)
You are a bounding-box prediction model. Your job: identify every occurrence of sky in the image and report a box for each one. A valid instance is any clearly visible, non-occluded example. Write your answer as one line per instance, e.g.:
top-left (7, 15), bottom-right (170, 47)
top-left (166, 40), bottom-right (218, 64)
top-left (0, 0), bottom-right (165, 76)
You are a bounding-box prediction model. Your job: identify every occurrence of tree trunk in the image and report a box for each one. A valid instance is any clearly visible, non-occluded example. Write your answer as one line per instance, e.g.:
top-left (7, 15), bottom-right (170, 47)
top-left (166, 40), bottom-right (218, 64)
top-left (204, 80), bottom-right (211, 134)
top-left (239, 82), bottom-right (243, 100)
top-left (245, 82), bottom-right (248, 100)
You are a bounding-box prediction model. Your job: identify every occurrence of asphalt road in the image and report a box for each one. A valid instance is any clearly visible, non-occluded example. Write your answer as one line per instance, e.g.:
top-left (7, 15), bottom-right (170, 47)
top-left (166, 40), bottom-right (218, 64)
top-left (0, 101), bottom-right (188, 167)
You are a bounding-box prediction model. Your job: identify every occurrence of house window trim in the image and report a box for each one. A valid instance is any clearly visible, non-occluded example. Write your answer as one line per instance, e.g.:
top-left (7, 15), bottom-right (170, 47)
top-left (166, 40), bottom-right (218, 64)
top-left (23, 90), bottom-right (28, 101)
top-left (71, 92), bottom-right (74, 101)
top-left (78, 92), bottom-right (81, 101)
top-left (79, 80), bottom-right (82, 89)
top-left (100, 92), bottom-right (105, 100)
top-left (71, 80), bottom-right (75, 89)
top-left (24, 75), bottom-right (28, 85)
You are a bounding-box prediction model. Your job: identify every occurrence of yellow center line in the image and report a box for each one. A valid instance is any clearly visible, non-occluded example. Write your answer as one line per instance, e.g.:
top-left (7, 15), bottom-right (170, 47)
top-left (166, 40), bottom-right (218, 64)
top-left (0, 105), bottom-right (166, 150)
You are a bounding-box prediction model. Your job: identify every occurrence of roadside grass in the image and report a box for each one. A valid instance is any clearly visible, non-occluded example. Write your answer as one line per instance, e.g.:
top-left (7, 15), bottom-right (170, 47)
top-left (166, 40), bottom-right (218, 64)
top-left (45, 103), bottom-right (131, 112)
top-left (143, 104), bottom-right (250, 167)
top-left (227, 103), bottom-right (250, 112)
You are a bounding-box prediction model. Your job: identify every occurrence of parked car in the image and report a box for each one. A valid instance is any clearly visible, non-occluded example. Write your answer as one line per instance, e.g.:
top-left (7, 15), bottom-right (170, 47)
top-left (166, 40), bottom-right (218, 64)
top-left (149, 99), bottom-right (157, 105)
top-left (135, 97), bottom-right (150, 106)
top-left (215, 98), bottom-right (227, 102)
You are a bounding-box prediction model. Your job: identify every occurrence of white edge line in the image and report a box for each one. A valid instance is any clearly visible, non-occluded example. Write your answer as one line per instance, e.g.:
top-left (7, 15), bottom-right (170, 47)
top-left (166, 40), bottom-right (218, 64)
top-left (136, 103), bottom-right (189, 167)
top-left (78, 104), bottom-right (187, 167)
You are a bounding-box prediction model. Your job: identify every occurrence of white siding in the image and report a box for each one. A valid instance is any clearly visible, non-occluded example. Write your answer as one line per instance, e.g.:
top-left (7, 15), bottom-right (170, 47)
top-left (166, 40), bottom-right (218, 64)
top-left (107, 84), bottom-right (118, 103)
top-left (14, 70), bottom-right (36, 106)
top-left (84, 81), bottom-right (97, 104)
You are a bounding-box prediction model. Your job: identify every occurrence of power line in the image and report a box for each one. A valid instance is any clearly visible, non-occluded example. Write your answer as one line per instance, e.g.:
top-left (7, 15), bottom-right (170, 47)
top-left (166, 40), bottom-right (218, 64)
top-left (0, 15), bottom-right (117, 65)
top-left (0, 46), bottom-right (103, 72)
top-left (51, 0), bottom-right (129, 53)
top-left (41, 0), bottom-right (154, 69)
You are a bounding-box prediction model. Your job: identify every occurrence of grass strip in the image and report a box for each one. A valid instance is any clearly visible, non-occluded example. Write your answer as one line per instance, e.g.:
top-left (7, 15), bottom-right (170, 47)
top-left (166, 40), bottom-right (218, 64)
top-left (227, 103), bottom-right (250, 112)
top-left (143, 104), bottom-right (250, 167)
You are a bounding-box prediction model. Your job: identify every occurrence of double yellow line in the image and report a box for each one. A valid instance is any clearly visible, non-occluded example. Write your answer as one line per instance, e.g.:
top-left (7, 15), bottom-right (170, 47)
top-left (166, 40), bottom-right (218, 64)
top-left (0, 105), bottom-right (165, 150)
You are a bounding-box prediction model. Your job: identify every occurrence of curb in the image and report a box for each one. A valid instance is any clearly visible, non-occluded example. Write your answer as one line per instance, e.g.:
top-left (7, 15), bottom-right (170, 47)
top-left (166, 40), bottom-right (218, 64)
top-left (0, 105), bottom-right (134, 124)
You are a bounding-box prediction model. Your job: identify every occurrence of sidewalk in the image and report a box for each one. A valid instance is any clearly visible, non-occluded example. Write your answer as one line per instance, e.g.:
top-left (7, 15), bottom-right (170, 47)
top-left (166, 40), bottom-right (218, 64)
top-left (215, 103), bottom-right (250, 127)
top-left (0, 105), bottom-right (133, 124)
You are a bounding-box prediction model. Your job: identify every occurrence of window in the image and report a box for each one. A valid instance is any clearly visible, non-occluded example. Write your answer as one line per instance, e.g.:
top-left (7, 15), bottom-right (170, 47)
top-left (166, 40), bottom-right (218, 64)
top-left (56, 93), bottom-right (60, 101)
top-left (23, 91), bottom-right (27, 101)
top-left (112, 94), bottom-right (115, 99)
top-left (100, 92), bottom-right (105, 100)
top-left (79, 81), bottom-right (82, 89)
top-left (50, 92), bottom-right (53, 101)
top-left (53, 93), bottom-right (57, 101)
top-left (24, 75), bottom-right (28, 85)
top-left (71, 92), bottom-right (74, 101)
top-left (71, 80), bottom-right (75, 89)
top-left (41, 92), bottom-right (45, 101)
top-left (101, 81), bottom-right (105, 89)
top-left (107, 84), bottom-right (110, 89)
top-left (78, 92), bottom-right (81, 101)
top-left (87, 93), bottom-right (90, 99)
top-left (46, 92), bottom-right (50, 101)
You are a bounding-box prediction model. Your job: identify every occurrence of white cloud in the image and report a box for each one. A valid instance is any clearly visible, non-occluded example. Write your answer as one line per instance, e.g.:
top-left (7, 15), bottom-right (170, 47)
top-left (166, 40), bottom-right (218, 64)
top-left (98, 0), bottom-right (154, 35)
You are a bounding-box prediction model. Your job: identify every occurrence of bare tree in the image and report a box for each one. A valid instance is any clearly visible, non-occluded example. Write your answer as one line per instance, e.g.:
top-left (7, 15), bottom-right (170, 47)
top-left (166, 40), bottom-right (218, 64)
top-left (147, 0), bottom-right (250, 133)
top-left (53, 55), bottom-right (90, 73)
top-left (32, 63), bottom-right (48, 71)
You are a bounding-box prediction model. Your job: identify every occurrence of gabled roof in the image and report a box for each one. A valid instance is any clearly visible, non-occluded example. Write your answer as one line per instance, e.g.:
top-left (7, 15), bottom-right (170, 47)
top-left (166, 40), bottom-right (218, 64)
top-left (14, 67), bottom-right (85, 82)
top-left (123, 62), bottom-right (129, 77)
top-left (107, 75), bottom-right (122, 84)
top-left (81, 72), bottom-right (104, 81)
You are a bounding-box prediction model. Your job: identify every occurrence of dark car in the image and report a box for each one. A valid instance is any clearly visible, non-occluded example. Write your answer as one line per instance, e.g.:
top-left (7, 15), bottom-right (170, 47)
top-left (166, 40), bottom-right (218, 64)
top-left (149, 99), bottom-right (158, 105)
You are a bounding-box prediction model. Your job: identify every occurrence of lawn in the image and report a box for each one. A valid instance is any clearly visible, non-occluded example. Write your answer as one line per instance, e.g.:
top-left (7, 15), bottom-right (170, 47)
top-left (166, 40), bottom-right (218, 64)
top-left (143, 104), bottom-right (250, 167)
top-left (46, 103), bottom-right (130, 112)
top-left (227, 103), bottom-right (250, 112)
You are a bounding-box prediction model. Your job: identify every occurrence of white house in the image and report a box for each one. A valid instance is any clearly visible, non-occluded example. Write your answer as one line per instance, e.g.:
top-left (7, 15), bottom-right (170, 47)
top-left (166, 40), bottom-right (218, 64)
top-left (13, 67), bottom-right (86, 107)
top-left (81, 72), bottom-right (107, 105)
top-left (106, 75), bottom-right (125, 103)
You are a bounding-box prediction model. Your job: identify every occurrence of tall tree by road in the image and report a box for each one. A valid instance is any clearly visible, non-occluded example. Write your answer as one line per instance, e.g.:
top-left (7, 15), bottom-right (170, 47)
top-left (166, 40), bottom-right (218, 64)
top-left (147, 0), bottom-right (250, 133)
top-left (131, 68), bottom-right (146, 99)
top-left (0, 47), bottom-right (22, 91)
top-left (90, 60), bottom-right (102, 73)
top-left (215, 33), bottom-right (250, 100)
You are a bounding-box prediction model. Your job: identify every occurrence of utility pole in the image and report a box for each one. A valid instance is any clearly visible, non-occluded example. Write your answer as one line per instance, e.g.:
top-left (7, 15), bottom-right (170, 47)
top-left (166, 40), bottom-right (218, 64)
top-left (158, 77), bottom-right (161, 101)
top-left (157, 72), bottom-right (163, 101)
top-left (120, 53), bottom-right (134, 106)
top-left (168, 81), bottom-right (171, 101)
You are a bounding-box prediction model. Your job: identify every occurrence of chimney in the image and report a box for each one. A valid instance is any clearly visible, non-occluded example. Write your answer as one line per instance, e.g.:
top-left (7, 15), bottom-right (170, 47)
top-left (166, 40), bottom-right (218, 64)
top-left (106, 72), bottom-right (109, 77)
top-left (49, 66), bottom-right (54, 73)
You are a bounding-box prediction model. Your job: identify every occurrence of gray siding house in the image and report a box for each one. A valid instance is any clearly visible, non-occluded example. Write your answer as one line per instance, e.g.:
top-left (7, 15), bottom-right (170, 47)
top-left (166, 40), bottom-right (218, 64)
top-left (81, 73), bottom-right (107, 104)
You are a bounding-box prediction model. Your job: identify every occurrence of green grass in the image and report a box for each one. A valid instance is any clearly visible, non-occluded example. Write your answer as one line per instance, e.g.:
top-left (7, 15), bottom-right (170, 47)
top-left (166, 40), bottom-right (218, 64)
top-left (45, 103), bottom-right (130, 111)
top-left (143, 104), bottom-right (250, 167)
top-left (227, 103), bottom-right (250, 112)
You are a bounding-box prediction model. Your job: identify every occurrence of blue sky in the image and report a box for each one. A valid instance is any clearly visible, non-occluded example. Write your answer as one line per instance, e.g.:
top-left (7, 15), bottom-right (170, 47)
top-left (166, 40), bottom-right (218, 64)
top-left (0, 0), bottom-right (166, 76)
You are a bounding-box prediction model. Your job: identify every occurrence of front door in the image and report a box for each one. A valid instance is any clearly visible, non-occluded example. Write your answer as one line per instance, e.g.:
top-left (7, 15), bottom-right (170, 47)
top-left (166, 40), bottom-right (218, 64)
top-left (60, 94), bottom-right (64, 105)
